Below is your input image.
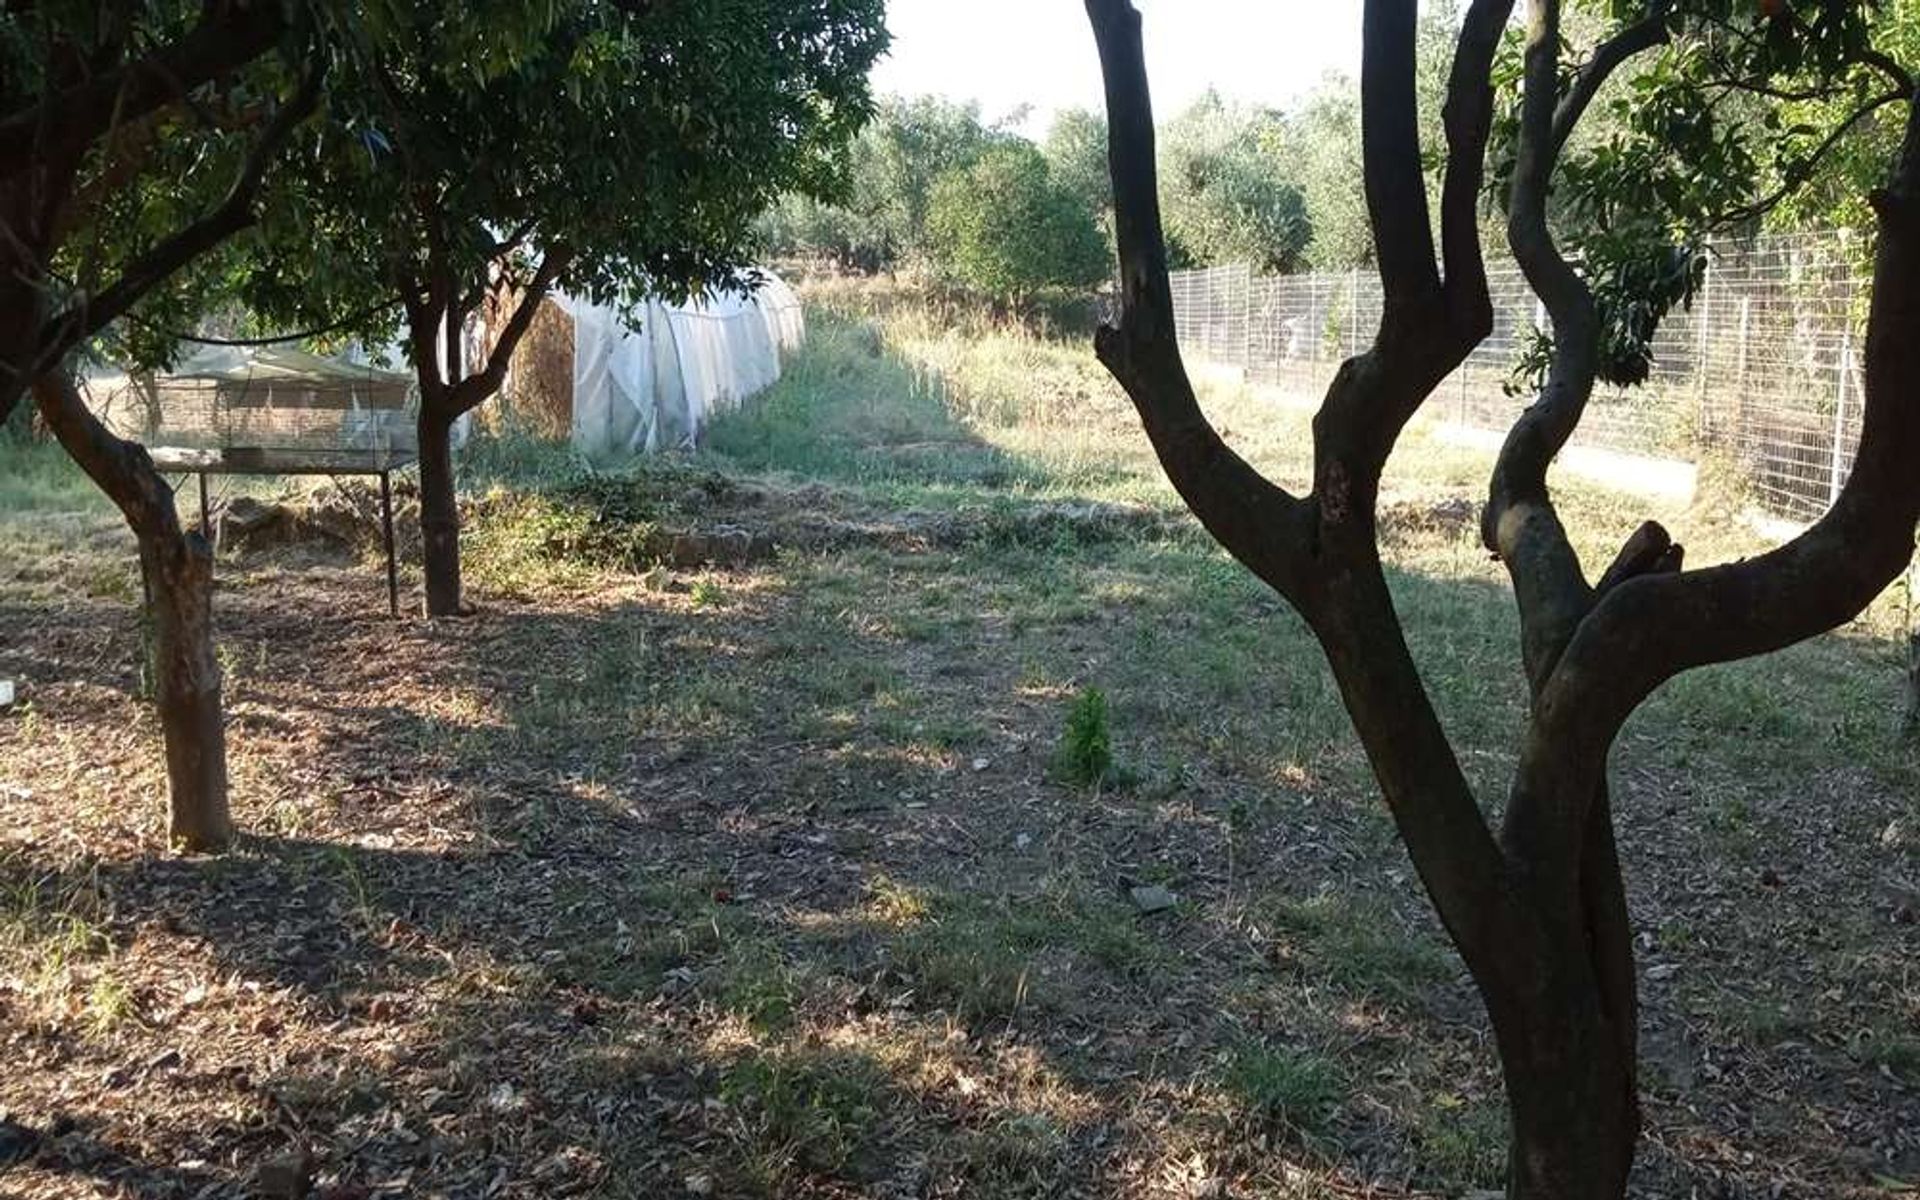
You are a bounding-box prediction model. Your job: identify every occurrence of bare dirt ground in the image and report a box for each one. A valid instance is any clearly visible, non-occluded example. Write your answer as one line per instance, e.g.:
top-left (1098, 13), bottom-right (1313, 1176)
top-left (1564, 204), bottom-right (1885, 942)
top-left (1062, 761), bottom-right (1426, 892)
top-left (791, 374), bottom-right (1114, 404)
top-left (2, 458), bottom-right (1916, 1200)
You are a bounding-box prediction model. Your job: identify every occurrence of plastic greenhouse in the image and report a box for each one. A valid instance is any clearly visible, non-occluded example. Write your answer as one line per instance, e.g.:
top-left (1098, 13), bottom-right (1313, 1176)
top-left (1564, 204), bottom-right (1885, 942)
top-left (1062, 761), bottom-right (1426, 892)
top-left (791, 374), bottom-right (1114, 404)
top-left (544, 271), bottom-right (804, 458)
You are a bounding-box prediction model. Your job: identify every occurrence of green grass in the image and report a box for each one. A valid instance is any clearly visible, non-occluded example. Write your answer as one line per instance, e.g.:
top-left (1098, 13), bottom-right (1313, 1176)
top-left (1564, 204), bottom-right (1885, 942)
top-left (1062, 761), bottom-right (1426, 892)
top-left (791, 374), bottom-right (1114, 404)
top-left (1051, 687), bottom-right (1115, 788)
top-left (0, 437), bottom-right (113, 515)
top-left (7, 279), bottom-right (1916, 1199)
top-left (1412, 1095), bottom-right (1508, 1189)
top-left (1261, 889), bottom-right (1455, 1009)
top-left (880, 883), bottom-right (1162, 1023)
top-left (721, 1048), bottom-right (891, 1187)
top-left (1221, 1040), bottom-right (1347, 1135)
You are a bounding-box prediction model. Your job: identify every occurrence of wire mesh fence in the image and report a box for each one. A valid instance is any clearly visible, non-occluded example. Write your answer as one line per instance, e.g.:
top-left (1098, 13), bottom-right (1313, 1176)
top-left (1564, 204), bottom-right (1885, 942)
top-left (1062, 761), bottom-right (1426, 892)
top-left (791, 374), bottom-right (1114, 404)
top-left (1165, 229), bottom-right (1869, 526)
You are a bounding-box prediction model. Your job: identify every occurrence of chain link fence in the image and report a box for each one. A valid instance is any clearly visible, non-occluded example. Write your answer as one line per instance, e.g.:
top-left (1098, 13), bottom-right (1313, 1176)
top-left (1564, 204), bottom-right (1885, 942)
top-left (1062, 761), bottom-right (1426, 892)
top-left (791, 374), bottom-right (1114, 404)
top-left (1166, 230), bottom-right (1868, 526)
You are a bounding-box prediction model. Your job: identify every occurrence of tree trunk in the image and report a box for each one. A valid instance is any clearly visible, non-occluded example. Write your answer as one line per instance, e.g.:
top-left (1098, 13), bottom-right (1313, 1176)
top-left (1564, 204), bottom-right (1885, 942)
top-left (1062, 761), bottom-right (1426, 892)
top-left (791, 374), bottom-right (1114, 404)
top-left (1904, 626), bottom-right (1920, 736)
top-left (1501, 1026), bottom-right (1637, 1200)
top-left (1486, 790), bottom-right (1640, 1200)
top-left (33, 370), bottom-right (233, 850)
top-left (418, 409), bottom-right (463, 617)
top-left (141, 526), bottom-right (231, 850)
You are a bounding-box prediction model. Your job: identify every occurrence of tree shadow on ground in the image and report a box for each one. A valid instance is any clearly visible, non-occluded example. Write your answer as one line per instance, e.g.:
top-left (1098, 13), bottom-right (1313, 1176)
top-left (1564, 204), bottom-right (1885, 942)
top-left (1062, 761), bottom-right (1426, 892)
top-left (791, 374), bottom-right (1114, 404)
top-left (1, 484), bottom-right (1916, 1198)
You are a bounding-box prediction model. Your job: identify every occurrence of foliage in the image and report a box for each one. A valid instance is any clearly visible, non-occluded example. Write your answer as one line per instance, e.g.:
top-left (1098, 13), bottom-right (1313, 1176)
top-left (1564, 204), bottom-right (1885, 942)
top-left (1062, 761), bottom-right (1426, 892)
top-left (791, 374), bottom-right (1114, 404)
top-left (1052, 687), bottom-right (1115, 788)
top-left (0, 1), bottom-right (347, 386)
top-left (1043, 106), bottom-right (1115, 235)
top-left (760, 94), bottom-right (1013, 271)
top-left (925, 142), bottom-right (1111, 300)
top-left (1492, 0), bottom-right (1918, 388)
top-left (1156, 92), bottom-right (1311, 272)
top-left (1284, 84), bottom-right (1374, 269)
top-left (206, 0), bottom-right (887, 359)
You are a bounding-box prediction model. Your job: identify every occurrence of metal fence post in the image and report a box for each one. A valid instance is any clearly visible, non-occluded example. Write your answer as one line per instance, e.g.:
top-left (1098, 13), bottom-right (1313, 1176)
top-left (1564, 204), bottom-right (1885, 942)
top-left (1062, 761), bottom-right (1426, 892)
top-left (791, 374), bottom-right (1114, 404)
top-left (1830, 331), bottom-right (1852, 505)
top-left (1347, 268), bottom-right (1360, 359)
top-left (1693, 259), bottom-right (1712, 441)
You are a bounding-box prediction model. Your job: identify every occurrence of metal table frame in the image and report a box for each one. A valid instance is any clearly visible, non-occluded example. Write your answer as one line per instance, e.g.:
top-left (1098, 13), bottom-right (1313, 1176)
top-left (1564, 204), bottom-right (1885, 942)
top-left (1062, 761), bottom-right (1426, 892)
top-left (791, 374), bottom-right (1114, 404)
top-left (151, 446), bottom-right (413, 619)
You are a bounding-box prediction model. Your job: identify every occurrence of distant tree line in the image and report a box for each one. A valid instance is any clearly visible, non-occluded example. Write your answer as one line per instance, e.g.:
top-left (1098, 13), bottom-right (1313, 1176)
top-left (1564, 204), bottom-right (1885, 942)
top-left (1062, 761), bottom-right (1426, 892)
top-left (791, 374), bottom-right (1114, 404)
top-left (766, 0), bottom-right (1917, 309)
top-left (756, 3), bottom-right (1466, 298)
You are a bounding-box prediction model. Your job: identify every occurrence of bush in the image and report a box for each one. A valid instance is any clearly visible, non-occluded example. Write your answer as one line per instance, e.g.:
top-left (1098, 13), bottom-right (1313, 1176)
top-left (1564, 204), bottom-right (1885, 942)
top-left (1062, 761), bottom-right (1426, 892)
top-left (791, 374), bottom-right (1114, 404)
top-left (925, 143), bottom-right (1110, 303)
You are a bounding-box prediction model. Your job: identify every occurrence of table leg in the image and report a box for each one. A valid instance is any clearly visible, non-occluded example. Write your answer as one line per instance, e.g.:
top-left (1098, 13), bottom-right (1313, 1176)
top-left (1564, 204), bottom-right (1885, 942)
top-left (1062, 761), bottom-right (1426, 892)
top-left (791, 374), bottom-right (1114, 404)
top-left (381, 470), bottom-right (399, 619)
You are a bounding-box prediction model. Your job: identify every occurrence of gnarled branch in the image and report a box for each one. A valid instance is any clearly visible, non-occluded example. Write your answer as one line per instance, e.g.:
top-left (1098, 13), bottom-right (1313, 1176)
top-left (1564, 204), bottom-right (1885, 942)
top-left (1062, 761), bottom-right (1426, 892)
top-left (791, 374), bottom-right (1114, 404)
top-left (1083, 0), bottom-right (1315, 604)
top-left (1362, 0), bottom-right (1443, 327)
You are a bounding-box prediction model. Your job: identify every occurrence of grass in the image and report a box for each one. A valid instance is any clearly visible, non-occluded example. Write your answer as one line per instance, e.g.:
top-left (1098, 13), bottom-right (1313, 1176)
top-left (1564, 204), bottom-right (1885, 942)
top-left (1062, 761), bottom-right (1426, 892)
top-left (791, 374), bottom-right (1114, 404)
top-left (1261, 889), bottom-right (1456, 1010)
top-left (0, 435), bottom-right (113, 515)
top-left (1, 276), bottom-right (1915, 1199)
top-left (1051, 687), bottom-right (1115, 788)
top-left (720, 1048), bottom-right (890, 1182)
top-left (1221, 1039), bottom-right (1347, 1135)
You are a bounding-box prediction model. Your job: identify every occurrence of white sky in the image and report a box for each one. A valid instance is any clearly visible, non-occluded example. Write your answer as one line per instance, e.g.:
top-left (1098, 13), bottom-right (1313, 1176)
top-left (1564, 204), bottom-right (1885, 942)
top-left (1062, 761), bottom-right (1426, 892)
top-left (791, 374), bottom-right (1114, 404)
top-left (870, 1), bottom-right (1366, 133)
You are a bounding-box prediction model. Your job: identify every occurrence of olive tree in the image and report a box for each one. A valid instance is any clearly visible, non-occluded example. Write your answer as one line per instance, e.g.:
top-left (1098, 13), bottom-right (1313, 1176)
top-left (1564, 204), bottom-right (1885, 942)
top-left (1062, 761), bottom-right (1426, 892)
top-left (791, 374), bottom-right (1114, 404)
top-left (1083, 0), bottom-right (1918, 1192)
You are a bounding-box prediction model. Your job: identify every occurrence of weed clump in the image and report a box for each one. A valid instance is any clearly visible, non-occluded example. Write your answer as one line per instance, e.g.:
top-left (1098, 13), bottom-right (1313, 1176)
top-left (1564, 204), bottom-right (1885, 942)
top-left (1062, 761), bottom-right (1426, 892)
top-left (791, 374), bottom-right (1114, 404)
top-left (1222, 1040), bottom-right (1345, 1135)
top-left (1053, 688), bottom-right (1114, 788)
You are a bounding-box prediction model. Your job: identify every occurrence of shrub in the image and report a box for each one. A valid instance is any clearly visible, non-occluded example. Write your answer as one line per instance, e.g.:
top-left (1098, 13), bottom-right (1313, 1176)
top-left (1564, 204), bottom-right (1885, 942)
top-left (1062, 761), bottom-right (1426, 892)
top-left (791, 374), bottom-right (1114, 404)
top-left (1053, 688), bottom-right (1115, 788)
top-left (925, 143), bottom-right (1110, 303)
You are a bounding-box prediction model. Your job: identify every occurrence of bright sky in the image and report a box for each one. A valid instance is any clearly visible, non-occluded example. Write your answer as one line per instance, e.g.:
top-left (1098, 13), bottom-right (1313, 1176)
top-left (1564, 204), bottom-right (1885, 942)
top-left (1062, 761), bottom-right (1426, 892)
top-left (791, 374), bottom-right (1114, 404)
top-left (870, 1), bottom-right (1367, 134)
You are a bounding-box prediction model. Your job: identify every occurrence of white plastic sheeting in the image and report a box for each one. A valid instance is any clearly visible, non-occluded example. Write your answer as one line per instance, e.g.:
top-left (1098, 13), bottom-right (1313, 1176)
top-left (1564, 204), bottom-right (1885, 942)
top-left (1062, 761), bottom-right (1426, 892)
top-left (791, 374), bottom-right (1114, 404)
top-left (567, 271), bottom-right (804, 458)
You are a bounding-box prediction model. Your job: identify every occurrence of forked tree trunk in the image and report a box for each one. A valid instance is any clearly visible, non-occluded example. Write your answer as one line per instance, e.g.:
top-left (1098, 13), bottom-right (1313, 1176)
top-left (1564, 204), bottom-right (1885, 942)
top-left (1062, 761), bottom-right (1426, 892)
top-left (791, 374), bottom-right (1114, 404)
top-left (417, 410), bottom-right (463, 617)
top-left (140, 525), bottom-right (231, 850)
top-left (400, 245), bottom-right (569, 618)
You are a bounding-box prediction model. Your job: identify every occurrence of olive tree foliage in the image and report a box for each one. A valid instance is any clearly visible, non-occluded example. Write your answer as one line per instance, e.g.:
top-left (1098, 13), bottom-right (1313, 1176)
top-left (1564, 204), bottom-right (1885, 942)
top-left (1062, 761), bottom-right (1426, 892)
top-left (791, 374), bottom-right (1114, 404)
top-left (220, 0), bottom-right (887, 617)
top-left (1044, 105), bottom-right (1116, 235)
top-left (1155, 92), bottom-right (1311, 272)
top-left (1084, 0), bottom-right (1918, 1195)
top-left (924, 141), bottom-right (1110, 299)
top-left (1284, 85), bottom-right (1374, 268)
top-left (759, 94), bottom-right (1008, 271)
top-left (1281, 0), bottom-right (1488, 270)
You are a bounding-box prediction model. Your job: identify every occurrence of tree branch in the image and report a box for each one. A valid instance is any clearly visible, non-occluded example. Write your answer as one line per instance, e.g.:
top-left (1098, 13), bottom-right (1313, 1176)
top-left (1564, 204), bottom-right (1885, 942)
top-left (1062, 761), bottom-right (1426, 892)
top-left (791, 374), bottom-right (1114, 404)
top-left (32, 368), bottom-right (178, 541)
top-left (1714, 88), bottom-right (1908, 229)
top-left (1363, 0), bottom-right (1443, 325)
top-left (438, 247), bottom-right (571, 422)
top-left (0, 2), bottom-right (286, 180)
top-left (1550, 1), bottom-right (1672, 155)
top-left (32, 58), bottom-right (326, 375)
top-left (1862, 47), bottom-right (1914, 96)
top-left (1487, 0), bottom-right (1604, 694)
top-left (1440, 0), bottom-right (1519, 332)
top-left (1557, 92), bottom-right (1920, 724)
top-left (1082, 0), bottom-right (1316, 604)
